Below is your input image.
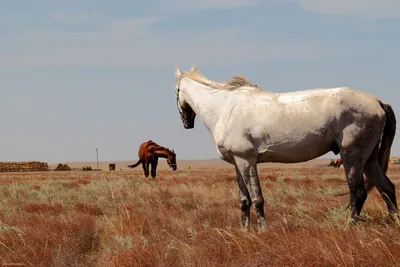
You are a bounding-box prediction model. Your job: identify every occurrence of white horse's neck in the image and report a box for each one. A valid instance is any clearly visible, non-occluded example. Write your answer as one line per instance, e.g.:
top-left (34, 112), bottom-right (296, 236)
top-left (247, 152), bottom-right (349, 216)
top-left (180, 78), bottom-right (228, 134)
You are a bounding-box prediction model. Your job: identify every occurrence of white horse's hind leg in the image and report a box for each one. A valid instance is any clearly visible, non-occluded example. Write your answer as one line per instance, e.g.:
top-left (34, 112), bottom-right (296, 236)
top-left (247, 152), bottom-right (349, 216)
top-left (363, 150), bottom-right (399, 223)
top-left (234, 156), bottom-right (266, 230)
top-left (340, 120), bottom-right (385, 228)
top-left (341, 149), bottom-right (367, 228)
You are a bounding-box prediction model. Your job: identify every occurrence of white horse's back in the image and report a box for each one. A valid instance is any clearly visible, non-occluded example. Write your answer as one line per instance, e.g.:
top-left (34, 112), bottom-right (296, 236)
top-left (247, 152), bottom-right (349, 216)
top-left (276, 87), bottom-right (348, 103)
top-left (217, 86), bottom-right (384, 163)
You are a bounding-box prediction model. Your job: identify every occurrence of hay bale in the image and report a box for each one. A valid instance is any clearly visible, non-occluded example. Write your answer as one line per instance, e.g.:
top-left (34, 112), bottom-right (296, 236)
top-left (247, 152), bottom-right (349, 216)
top-left (82, 166), bottom-right (92, 171)
top-left (0, 161), bottom-right (49, 172)
top-left (54, 163), bottom-right (71, 171)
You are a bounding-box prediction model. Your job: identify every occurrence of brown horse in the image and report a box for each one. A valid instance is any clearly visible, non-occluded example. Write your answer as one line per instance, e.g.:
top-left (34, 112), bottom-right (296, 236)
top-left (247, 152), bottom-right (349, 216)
top-left (128, 140), bottom-right (177, 178)
top-left (328, 158), bottom-right (343, 168)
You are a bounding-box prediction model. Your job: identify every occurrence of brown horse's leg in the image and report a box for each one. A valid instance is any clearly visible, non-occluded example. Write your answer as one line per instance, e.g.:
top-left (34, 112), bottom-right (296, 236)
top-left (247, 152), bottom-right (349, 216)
top-left (145, 160), bottom-right (150, 177)
top-left (141, 162), bottom-right (146, 176)
top-left (151, 158), bottom-right (158, 178)
top-left (142, 160), bottom-right (149, 177)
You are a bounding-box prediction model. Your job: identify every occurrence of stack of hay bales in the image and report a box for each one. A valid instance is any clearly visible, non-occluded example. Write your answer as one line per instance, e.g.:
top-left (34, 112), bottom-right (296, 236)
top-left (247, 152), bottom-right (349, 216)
top-left (55, 163), bottom-right (71, 171)
top-left (82, 166), bottom-right (92, 171)
top-left (0, 161), bottom-right (50, 172)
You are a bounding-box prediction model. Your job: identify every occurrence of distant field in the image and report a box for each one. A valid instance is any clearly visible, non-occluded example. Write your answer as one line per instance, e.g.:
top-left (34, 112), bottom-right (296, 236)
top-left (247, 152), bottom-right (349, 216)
top-left (1, 160), bottom-right (400, 266)
top-left (50, 158), bottom-right (341, 171)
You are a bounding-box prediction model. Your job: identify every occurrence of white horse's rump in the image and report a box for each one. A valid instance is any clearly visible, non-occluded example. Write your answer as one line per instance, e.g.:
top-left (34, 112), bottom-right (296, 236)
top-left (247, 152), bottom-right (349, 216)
top-left (174, 65), bottom-right (397, 229)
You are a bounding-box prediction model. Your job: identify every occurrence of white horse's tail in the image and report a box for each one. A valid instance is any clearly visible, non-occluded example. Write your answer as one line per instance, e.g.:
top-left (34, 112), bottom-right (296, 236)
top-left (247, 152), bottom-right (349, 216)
top-left (378, 100), bottom-right (397, 174)
top-left (363, 100), bottom-right (397, 193)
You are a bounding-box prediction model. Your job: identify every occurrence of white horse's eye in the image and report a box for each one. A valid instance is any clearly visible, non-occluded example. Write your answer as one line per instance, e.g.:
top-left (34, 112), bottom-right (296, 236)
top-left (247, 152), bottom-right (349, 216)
top-left (176, 93), bottom-right (183, 112)
top-left (177, 100), bottom-right (183, 113)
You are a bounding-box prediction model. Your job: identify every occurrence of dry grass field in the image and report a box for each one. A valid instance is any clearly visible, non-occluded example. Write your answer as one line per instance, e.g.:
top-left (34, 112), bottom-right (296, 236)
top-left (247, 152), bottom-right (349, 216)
top-left (1, 159), bottom-right (400, 267)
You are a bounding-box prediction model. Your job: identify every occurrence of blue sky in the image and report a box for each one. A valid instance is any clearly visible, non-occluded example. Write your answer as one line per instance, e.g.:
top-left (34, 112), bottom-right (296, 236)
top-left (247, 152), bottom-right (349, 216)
top-left (0, 0), bottom-right (399, 163)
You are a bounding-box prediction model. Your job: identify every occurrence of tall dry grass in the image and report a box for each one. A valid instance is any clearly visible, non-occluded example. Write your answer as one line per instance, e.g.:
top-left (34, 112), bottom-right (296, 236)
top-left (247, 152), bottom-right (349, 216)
top-left (1, 165), bottom-right (400, 266)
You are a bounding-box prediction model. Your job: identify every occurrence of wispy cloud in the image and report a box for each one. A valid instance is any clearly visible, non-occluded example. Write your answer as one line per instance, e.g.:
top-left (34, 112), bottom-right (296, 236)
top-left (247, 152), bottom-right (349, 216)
top-left (0, 1), bottom-right (388, 70)
top-left (0, 20), bottom-right (340, 69)
top-left (49, 12), bottom-right (94, 24)
top-left (107, 17), bottom-right (162, 34)
top-left (157, 0), bottom-right (261, 14)
top-left (168, 0), bottom-right (260, 9)
top-left (297, 0), bottom-right (400, 19)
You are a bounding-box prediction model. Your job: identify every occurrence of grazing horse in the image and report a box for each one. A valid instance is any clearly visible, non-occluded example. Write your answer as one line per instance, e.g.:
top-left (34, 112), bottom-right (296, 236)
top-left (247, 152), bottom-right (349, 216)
top-left (335, 158), bottom-right (343, 168)
top-left (328, 158), bottom-right (343, 168)
top-left (128, 140), bottom-right (177, 178)
top-left (173, 64), bottom-right (397, 230)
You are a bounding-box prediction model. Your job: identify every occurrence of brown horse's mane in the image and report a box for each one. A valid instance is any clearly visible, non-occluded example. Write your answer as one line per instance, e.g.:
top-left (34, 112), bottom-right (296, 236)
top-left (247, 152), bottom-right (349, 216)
top-left (149, 146), bottom-right (167, 152)
top-left (147, 140), bottom-right (175, 155)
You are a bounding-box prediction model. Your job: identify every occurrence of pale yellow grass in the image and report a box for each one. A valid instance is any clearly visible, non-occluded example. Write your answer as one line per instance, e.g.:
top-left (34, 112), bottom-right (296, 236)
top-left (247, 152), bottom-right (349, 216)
top-left (1, 160), bottom-right (400, 266)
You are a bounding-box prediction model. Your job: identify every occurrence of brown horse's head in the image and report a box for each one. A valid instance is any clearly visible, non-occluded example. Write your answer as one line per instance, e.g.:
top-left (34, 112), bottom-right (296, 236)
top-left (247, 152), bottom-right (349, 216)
top-left (167, 149), bottom-right (177, 171)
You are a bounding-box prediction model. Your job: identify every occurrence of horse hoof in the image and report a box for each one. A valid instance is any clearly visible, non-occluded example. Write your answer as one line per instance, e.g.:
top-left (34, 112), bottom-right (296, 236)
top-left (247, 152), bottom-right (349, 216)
top-left (240, 226), bottom-right (251, 232)
top-left (257, 219), bottom-right (267, 232)
top-left (388, 213), bottom-right (400, 228)
top-left (354, 214), bottom-right (370, 222)
top-left (344, 217), bottom-right (357, 230)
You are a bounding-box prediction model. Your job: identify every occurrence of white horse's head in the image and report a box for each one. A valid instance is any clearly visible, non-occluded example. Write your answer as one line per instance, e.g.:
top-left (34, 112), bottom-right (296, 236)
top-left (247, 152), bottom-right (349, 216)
top-left (174, 65), bottom-right (197, 129)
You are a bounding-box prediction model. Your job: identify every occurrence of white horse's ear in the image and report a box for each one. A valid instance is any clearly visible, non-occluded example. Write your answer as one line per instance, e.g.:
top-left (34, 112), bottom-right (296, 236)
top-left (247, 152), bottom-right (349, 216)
top-left (190, 64), bottom-right (198, 72)
top-left (174, 65), bottom-right (182, 77)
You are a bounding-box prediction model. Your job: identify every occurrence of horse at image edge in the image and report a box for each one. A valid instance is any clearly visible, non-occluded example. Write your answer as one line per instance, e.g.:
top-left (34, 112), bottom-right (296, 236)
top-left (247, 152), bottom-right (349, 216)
top-left (173, 64), bottom-right (397, 230)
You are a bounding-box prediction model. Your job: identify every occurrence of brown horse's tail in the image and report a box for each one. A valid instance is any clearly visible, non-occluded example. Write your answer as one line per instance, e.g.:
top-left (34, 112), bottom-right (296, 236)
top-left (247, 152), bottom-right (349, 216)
top-left (127, 159), bottom-right (141, 169)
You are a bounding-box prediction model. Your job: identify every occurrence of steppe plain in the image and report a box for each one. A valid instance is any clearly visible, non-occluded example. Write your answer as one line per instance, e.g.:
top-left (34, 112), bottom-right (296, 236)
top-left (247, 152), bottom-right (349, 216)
top-left (1, 158), bottom-right (400, 267)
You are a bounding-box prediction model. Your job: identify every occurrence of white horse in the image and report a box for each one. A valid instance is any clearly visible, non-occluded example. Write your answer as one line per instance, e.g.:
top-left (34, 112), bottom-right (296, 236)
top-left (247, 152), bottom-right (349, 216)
top-left (173, 65), bottom-right (397, 229)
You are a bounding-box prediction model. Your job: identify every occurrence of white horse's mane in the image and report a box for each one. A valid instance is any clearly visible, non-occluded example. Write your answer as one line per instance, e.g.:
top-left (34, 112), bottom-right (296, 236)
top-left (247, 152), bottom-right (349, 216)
top-left (177, 68), bottom-right (264, 92)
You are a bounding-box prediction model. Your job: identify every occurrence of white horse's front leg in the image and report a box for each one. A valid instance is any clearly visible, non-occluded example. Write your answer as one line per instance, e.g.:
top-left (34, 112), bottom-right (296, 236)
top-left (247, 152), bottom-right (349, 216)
top-left (235, 166), bottom-right (251, 229)
top-left (235, 156), bottom-right (266, 230)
